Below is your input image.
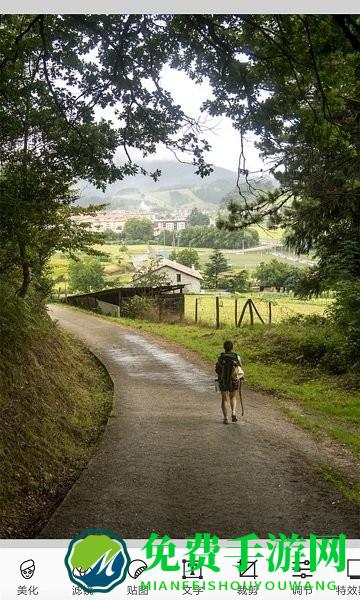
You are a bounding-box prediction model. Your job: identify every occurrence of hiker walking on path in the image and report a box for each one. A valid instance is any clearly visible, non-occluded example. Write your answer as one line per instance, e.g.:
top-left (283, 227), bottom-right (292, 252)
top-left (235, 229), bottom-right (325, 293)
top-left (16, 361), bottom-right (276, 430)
top-left (215, 340), bottom-right (244, 424)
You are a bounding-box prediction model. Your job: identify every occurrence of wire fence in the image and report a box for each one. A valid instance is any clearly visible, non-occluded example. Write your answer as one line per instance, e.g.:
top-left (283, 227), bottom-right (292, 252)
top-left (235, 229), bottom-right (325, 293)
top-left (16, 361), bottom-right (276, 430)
top-left (184, 294), bottom-right (327, 328)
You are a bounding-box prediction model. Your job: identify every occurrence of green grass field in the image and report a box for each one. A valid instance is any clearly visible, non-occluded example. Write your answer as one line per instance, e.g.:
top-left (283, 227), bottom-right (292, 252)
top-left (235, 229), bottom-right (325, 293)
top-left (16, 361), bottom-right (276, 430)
top-left (50, 242), bottom-right (329, 322)
top-left (50, 242), bottom-right (307, 290)
top-left (254, 224), bottom-right (285, 242)
top-left (185, 293), bottom-right (329, 326)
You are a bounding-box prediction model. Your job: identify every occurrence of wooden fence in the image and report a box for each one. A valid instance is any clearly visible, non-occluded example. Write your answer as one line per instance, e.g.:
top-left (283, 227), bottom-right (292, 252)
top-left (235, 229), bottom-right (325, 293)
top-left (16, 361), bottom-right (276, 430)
top-left (192, 297), bottom-right (272, 329)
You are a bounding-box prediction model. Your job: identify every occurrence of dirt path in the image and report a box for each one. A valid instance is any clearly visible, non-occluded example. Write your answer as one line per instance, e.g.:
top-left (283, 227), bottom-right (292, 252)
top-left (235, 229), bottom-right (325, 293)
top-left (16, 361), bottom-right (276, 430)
top-left (40, 305), bottom-right (359, 538)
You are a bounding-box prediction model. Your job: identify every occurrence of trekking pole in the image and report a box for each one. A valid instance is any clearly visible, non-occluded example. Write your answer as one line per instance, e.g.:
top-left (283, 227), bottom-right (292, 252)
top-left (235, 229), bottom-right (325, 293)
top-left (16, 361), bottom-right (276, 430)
top-left (238, 380), bottom-right (244, 417)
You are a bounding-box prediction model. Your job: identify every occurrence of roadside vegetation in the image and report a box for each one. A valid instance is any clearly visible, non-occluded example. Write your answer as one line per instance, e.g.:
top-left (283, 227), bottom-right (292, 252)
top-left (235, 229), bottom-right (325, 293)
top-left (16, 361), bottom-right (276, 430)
top-left (85, 309), bottom-right (359, 502)
top-left (0, 292), bottom-right (113, 537)
top-left (101, 314), bottom-right (359, 453)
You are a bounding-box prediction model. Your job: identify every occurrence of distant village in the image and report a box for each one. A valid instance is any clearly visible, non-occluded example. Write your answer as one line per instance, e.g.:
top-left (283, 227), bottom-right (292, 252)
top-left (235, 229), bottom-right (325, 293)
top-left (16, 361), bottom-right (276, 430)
top-left (73, 209), bottom-right (214, 236)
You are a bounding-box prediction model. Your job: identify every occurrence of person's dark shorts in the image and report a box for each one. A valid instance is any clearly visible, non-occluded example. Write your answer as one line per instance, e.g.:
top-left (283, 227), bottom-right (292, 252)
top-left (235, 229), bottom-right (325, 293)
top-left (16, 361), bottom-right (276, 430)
top-left (219, 380), bottom-right (239, 392)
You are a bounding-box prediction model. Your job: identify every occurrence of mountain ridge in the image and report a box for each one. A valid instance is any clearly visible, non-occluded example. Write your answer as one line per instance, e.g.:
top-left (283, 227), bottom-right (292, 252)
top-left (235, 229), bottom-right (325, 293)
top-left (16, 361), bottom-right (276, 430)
top-left (75, 159), bottom-right (275, 213)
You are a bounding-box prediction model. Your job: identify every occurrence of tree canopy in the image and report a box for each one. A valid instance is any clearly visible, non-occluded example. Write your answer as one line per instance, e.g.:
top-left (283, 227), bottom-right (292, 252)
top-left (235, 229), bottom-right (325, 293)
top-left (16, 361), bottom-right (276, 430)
top-left (254, 259), bottom-right (303, 292)
top-left (68, 258), bottom-right (106, 293)
top-left (219, 270), bottom-right (249, 293)
top-left (204, 249), bottom-right (229, 288)
top-left (178, 225), bottom-right (259, 249)
top-left (169, 248), bottom-right (201, 269)
top-left (123, 218), bottom-right (154, 243)
top-left (1, 14), bottom-right (359, 308)
top-left (186, 208), bottom-right (210, 227)
top-left (0, 15), bottom-right (212, 297)
top-left (168, 15), bottom-right (360, 293)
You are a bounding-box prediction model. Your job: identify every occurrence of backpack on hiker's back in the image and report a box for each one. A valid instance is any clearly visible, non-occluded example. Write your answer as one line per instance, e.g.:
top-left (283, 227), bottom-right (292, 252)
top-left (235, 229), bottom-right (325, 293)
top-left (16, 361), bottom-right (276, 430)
top-left (216, 351), bottom-right (244, 385)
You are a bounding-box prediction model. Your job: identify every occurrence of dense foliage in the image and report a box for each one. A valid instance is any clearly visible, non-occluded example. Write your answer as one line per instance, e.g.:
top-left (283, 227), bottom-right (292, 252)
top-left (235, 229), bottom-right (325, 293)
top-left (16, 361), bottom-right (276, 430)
top-left (1, 14), bottom-right (359, 350)
top-left (0, 15), bottom-right (212, 299)
top-left (168, 16), bottom-right (359, 269)
top-left (186, 208), bottom-right (210, 227)
top-left (169, 248), bottom-right (201, 269)
top-left (254, 259), bottom-right (304, 292)
top-left (177, 225), bottom-right (259, 249)
top-left (218, 270), bottom-right (249, 293)
top-left (123, 218), bottom-right (154, 243)
top-left (68, 258), bottom-right (106, 294)
top-left (204, 249), bottom-right (229, 288)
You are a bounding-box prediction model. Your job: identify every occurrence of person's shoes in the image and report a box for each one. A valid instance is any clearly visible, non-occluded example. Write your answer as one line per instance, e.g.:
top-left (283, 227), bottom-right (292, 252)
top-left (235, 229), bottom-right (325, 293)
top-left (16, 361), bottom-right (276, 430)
top-left (223, 417), bottom-right (229, 424)
top-left (232, 414), bottom-right (238, 422)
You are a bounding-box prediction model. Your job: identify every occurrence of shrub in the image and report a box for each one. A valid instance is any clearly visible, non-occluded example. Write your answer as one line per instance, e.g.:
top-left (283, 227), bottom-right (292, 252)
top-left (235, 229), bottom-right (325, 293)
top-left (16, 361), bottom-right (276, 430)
top-left (258, 314), bottom-right (354, 374)
top-left (121, 296), bottom-right (159, 321)
top-left (328, 281), bottom-right (360, 368)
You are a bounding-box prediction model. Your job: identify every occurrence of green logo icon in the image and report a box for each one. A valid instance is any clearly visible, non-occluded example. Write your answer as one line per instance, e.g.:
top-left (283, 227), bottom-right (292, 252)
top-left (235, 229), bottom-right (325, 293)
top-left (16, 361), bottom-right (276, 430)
top-left (65, 529), bottom-right (130, 593)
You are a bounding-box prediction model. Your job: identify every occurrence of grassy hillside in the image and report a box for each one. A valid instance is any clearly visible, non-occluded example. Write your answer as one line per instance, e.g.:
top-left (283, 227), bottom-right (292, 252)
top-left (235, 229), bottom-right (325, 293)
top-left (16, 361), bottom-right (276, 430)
top-left (0, 301), bottom-right (113, 537)
top-left (75, 160), bottom-right (277, 212)
top-left (75, 160), bottom-right (241, 211)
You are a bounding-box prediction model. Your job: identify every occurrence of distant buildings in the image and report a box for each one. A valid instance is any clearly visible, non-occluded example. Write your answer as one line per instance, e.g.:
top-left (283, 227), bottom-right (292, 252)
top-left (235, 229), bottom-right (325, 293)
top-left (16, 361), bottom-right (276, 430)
top-left (153, 218), bottom-right (187, 235)
top-left (72, 210), bottom-right (189, 236)
top-left (72, 210), bottom-right (150, 232)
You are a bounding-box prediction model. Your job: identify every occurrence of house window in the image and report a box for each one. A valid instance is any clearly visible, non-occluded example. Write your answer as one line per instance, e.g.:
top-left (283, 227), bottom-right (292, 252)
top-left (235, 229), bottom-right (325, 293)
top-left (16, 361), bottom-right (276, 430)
top-left (176, 273), bottom-right (181, 283)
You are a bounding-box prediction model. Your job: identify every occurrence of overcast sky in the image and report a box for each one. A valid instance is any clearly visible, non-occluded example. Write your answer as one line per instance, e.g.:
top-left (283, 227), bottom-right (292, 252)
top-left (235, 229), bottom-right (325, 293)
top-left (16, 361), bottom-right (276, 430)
top-left (112, 66), bottom-right (265, 174)
top-left (157, 67), bottom-right (265, 173)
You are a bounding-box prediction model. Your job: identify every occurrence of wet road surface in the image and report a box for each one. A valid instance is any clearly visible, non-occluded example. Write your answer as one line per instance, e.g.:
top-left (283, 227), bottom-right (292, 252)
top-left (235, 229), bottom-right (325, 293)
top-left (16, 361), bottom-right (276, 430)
top-left (40, 305), bottom-right (360, 538)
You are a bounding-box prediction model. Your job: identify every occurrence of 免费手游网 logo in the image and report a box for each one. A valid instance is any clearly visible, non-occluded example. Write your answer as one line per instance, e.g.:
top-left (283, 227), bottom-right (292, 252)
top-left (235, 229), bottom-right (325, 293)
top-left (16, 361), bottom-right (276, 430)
top-left (65, 529), bottom-right (130, 593)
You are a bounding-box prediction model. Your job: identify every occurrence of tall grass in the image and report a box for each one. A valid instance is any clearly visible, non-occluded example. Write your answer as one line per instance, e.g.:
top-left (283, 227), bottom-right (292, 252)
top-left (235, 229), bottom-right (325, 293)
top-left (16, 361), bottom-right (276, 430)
top-left (0, 290), bottom-right (113, 536)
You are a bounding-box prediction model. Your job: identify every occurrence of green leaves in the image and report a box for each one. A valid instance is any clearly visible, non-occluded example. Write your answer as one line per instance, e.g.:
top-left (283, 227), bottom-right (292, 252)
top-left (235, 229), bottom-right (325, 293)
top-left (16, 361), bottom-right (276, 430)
top-left (170, 15), bottom-right (360, 277)
top-left (123, 218), bottom-right (154, 243)
top-left (1, 14), bottom-right (359, 306)
top-left (204, 249), bottom-right (229, 288)
top-left (68, 257), bottom-right (106, 293)
top-left (169, 248), bottom-right (201, 270)
top-left (0, 15), bottom-right (213, 297)
top-left (254, 259), bottom-right (303, 292)
top-left (186, 208), bottom-right (210, 227)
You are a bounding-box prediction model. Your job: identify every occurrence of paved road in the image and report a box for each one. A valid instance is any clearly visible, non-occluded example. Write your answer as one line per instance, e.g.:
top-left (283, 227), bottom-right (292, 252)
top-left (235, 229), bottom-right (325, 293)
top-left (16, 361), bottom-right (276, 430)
top-left (41, 305), bottom-right (359, 538)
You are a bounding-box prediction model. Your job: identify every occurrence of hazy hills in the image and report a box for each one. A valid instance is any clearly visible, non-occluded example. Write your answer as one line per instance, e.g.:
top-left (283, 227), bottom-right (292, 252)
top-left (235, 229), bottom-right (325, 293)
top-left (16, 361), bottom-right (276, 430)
top-left (75, 160), bottom-right (275, 213)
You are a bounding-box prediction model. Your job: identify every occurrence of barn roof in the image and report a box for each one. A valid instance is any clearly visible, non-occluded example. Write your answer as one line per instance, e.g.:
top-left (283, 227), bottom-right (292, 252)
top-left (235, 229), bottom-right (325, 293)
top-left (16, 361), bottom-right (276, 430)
top-left (66, 284), bottom-right (185, 301)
